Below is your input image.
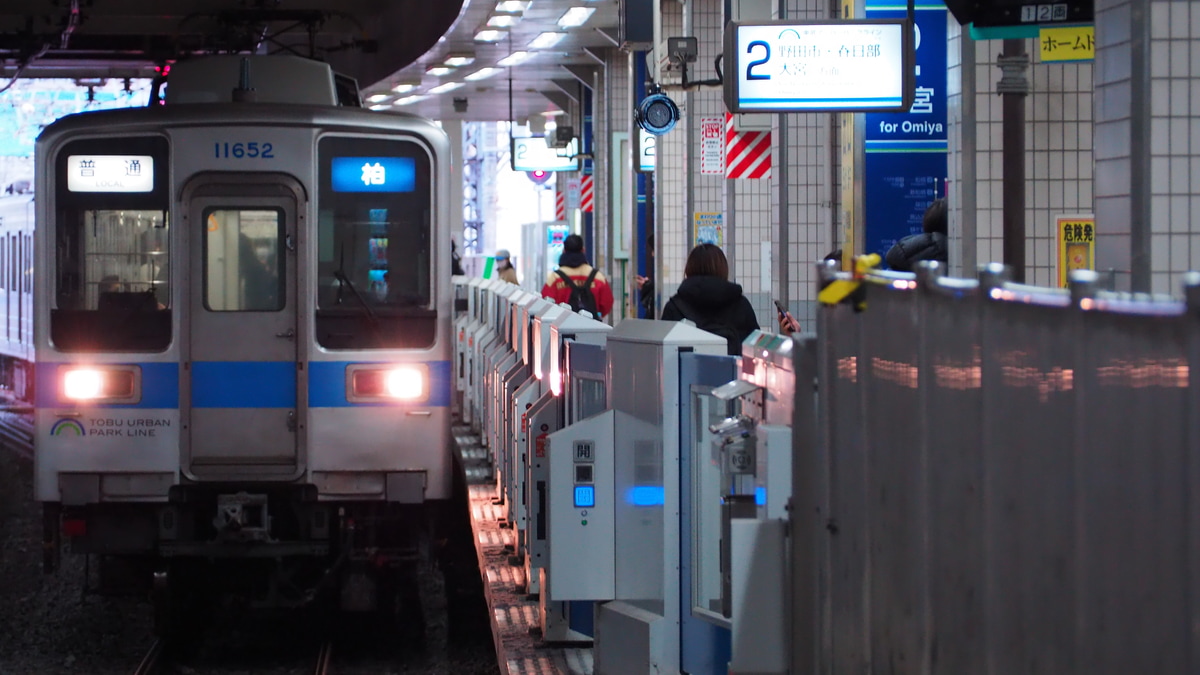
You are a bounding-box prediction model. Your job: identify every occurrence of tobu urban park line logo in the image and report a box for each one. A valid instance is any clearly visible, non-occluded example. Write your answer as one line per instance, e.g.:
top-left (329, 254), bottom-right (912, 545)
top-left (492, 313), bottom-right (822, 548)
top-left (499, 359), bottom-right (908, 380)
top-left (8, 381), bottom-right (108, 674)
top-left (50, 418), bottom-right (86, 436)
top-left (48, 416), bottom-right (171, 438)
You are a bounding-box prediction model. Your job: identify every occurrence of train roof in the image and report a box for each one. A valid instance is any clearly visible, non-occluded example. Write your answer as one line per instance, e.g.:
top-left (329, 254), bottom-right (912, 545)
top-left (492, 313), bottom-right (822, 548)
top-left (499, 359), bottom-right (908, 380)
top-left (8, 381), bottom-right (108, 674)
top-left (35, 101), bottom-right (442, 147)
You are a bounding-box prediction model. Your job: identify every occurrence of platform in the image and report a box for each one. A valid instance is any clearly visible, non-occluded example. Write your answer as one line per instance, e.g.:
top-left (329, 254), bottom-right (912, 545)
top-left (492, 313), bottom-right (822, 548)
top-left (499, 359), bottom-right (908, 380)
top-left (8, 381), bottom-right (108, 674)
top-left (454, 425), bottom-right (593, 675)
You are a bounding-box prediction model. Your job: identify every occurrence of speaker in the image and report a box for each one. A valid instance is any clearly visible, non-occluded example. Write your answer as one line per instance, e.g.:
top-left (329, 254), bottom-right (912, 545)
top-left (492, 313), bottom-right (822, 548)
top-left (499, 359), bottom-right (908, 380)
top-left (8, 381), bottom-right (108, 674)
top-left (635, 91), bottom-right (680, 136)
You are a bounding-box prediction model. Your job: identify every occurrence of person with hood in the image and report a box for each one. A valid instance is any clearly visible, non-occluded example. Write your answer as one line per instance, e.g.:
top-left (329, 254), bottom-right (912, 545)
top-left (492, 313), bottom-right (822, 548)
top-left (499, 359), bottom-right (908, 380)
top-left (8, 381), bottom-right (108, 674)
top-left (494, 249), bottom-right (518, 284)
top-left (885, 198), bottom-right (948, 272)
top-left (660, 243), bottom-right (760, 355)
top-left (541, 234), bottom-right (614, 318)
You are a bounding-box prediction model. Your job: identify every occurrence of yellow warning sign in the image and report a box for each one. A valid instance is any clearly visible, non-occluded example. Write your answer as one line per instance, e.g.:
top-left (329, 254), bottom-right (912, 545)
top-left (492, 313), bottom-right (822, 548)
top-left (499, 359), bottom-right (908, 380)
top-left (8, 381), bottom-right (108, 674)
top-left (1057, 214), bottom-right (1095, 287)
top-left (1040, 26), bottom-right (1095, 62)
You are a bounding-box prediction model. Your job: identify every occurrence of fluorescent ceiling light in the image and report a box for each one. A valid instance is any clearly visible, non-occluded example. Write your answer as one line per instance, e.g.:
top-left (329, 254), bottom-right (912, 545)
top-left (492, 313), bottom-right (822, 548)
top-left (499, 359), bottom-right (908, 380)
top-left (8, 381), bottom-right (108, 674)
top-left (557, 7), bottom-right (596, 28)
top-left (475, 28), bottom-right (508, 42)
top-left (498, 51), bottom-right (531, 66)
top-left (495, 1), bottom-right (527, 11)
top-left (426, 66), bottom-right (453, 76)
top-left (394, 95), bottom-right (427, 106)
top-left (365, 93), bottom-right (391, 103)
top-left (465, 67), bottom-right (501, 81)
top-left (528, 32), bottom-right (567, 49)
top-left (488, 13), bottom-right (522, 27)
top-left (429, 82), bottom-right (464, 94)
top-left (369, 104), bottom-right (389, 111)
top-left (391, 83), bottom-right (418, 94)
top-left (443, 54), bottom-right (476, 67)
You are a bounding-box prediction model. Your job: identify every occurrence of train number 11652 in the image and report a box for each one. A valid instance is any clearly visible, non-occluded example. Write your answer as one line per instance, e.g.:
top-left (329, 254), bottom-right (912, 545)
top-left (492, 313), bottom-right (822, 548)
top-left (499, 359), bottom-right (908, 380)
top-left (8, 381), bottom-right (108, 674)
top-left (214, 142), bottom-right (275, 159)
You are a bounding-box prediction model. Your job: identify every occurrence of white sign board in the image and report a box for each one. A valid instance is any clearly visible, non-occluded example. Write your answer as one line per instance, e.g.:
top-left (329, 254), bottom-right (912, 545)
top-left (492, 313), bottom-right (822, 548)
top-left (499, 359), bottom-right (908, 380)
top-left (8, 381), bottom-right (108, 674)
top-left (723, 19), bottom-right (913, 113)
top-left (511, 137), bottom-right (580, 172)
top-left (700, 116), bottom-right (724, 175)
top-left (637, 129), bottom-right (656, 172)
top-left (67, 155), bottom-right (155, 192)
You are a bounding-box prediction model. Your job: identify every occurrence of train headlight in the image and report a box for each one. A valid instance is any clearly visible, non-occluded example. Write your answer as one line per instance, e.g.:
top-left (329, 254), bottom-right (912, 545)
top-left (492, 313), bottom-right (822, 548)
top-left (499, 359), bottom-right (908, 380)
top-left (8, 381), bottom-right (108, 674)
top-left (349, 364), bottom-right (428, 402)
top-left (60, 367), bottom-right (138, 403)
top-left (385, 367), bottom-right (425, 400)
top-left (63, 369), bottom-right (103, 400)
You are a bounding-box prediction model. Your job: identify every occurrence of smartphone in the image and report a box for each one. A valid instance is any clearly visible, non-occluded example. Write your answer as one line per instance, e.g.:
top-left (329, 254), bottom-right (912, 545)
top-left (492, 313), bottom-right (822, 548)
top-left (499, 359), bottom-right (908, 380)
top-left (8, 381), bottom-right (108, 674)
top-left (773, 299), bottom-right (789, 319)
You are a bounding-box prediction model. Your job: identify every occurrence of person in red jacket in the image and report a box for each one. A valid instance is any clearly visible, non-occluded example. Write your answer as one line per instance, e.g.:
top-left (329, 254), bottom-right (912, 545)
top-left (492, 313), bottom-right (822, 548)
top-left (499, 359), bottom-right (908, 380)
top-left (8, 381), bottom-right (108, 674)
top-left (540, 234), bottom-right (614, 318)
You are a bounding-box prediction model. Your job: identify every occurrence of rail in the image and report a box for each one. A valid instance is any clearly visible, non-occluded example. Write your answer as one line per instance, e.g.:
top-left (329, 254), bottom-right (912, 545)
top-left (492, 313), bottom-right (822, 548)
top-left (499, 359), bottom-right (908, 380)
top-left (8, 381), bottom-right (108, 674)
top-left (131, 638), bottom-right (164, 675)
top-left (0, 407), bottom-right (32, 459)
top-left (313, 640), bottom-right (333, 675)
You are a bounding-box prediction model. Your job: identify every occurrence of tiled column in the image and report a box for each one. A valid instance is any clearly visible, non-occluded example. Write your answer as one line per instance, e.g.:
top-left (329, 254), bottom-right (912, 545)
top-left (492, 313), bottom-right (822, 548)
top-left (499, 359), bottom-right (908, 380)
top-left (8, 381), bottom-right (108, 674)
top-left (783, 0), bottom-right (837, 326)
top-left (1094, 0), bottom-right (1148, 291)
top-left (948, 30), bottom-right (1094, 286)
top-left (1142, 1), bottom-right (1200, 293)
top-left (655, 1), bottom-right (689, 309)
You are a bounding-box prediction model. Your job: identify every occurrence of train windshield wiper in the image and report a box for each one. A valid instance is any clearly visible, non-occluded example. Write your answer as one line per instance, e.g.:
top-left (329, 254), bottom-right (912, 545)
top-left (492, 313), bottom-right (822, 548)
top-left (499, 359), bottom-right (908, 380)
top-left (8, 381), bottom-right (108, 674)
top-left (332, 269), bottom-right (379, 325)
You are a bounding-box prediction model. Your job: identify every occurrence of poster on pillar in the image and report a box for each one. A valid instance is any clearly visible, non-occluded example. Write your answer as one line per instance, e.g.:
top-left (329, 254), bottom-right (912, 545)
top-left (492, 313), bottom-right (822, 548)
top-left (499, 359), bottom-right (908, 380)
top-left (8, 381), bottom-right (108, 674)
top-left (862, 3), bottom-right (948, 262)
top-left (566, 177), bottom-right (582, 210)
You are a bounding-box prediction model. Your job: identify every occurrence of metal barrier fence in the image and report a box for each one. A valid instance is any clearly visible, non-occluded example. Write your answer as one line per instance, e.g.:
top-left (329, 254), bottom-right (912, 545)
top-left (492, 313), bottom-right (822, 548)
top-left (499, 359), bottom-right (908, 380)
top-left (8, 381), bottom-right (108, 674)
top-left (792, 262), bottom-right (1200, 675)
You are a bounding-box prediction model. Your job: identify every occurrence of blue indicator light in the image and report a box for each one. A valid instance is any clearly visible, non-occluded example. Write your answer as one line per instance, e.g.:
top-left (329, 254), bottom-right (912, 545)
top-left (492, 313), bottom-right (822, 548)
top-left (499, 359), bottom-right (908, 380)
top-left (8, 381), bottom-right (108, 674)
top-left (574, 485), bottom-right (595, 509)
top-left (331, 157), bottom-right (415, 193)
top-left (626, 486), bottom-right (665, 506)
top-left (755, 486), bottom-right (767, 506)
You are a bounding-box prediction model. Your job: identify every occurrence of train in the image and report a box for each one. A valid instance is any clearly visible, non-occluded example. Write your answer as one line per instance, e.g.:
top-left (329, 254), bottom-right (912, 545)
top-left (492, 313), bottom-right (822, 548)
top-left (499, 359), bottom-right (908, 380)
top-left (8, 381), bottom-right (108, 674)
top-left (20, 54), bottom-right (455, 633)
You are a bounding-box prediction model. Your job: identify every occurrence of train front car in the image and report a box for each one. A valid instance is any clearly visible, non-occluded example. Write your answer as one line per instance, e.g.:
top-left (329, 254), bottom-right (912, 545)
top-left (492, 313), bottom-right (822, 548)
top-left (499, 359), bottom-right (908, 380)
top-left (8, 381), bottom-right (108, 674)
top-left (33, 56), bottom-right (453, 630)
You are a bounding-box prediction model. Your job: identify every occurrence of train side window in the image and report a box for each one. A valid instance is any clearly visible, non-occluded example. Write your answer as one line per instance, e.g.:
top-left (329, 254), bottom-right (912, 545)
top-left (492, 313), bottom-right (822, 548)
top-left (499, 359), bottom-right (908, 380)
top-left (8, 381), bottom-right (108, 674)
top-left (202, 208), bottom-right (284, 312)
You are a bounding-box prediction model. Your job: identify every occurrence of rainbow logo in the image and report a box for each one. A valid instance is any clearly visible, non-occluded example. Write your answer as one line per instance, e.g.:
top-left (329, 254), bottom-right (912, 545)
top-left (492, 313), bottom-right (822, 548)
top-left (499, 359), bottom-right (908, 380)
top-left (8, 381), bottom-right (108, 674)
top-left (50, 419), bottom-right (86, 437)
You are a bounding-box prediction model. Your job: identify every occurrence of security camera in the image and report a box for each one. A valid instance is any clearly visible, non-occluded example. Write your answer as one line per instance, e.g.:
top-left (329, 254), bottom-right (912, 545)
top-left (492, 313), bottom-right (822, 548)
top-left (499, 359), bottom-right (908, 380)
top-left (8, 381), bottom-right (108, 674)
top-left (709, 414), bottom-right (754, 440)
top-left (547, 125), bottom-right (575, 149)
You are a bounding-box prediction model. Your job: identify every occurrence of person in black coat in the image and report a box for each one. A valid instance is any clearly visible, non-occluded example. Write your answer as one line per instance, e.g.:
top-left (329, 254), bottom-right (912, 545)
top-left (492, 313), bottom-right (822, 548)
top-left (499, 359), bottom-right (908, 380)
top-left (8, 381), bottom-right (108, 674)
top-left (660, 243), bottom-right (761, 355)
top-left (635, 233), bottom-right (655, 318)
top-left (885, 198), bottom-right (948, 272)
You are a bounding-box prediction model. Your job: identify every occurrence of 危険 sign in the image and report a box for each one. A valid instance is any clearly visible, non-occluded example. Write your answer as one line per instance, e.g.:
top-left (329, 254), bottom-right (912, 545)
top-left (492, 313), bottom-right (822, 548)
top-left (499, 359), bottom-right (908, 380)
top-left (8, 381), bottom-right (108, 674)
top-left (723, 19), bottom-right (914, 114)
top-left (1057, 214), bottom-right (1095, 287)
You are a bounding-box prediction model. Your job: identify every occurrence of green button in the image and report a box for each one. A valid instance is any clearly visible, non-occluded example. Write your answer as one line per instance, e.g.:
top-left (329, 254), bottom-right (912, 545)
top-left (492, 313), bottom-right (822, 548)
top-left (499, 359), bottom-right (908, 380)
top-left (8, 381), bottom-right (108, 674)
top-left (582, 519), bottom-right (588, 526)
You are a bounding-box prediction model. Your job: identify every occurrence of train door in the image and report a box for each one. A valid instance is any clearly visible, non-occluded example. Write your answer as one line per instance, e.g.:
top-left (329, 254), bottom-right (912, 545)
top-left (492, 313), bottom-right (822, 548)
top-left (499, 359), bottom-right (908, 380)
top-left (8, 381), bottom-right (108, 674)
top-left (182, 175), bottom-right (305, 479)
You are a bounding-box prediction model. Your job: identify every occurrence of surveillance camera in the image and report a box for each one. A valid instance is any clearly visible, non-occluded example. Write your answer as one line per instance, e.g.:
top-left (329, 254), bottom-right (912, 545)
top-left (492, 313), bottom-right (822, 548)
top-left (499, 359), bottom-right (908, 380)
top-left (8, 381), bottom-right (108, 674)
top-left (547, 125), bottom-right (575, 149)
top-left (709, 414), bottom-right (754, 439)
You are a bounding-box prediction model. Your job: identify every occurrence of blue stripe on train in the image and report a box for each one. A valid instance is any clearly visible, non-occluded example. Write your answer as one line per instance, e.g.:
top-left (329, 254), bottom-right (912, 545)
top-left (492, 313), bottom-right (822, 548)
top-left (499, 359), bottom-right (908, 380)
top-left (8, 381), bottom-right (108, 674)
top-left (34, 362), bottom-right (179, 409)
top-left (33, 360), bottom-right (451, 409)
top-left (308, 361), bottom-right (451, 408)
top-left (191, 361), bottom-right (297, 408)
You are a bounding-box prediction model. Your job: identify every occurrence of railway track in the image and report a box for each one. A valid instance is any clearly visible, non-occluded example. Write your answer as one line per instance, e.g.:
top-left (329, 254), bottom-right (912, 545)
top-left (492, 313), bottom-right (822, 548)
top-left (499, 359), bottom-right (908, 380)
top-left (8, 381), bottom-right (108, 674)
top-left (314, 640), bottom-right (334, 675)
top-left (132, 638), bottom-right (165, 675)
top-left (0, 397), bottom-right (32, 460)
top-left (129, 637), bottom-right (336, 674)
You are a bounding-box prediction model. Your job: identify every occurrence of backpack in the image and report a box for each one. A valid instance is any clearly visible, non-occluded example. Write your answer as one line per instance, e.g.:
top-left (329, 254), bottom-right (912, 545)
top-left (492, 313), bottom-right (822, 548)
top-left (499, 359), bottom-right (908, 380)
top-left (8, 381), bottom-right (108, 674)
top-left (670, 296), bottom-right (743, 355)
top-left (555, 268), bottom-right (600, 316)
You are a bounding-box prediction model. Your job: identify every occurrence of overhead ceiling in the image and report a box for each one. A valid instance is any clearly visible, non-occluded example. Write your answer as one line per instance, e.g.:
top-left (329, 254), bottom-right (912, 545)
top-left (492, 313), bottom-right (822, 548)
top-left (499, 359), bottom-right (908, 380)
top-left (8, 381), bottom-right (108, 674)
top-left (0, 0), bottom-right (622, 123)
top-left (364, 0), bottom-right (620, 122)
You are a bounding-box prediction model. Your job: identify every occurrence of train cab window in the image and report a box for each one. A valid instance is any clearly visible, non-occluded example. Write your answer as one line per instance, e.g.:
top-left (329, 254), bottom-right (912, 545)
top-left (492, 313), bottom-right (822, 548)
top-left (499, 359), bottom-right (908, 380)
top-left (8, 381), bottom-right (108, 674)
top-left (315, 136), bottom-right (435, 349)
top-left (50, 136), bottom-right (170, 352)
top-left (203, 209), bottom-right (284, 312)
